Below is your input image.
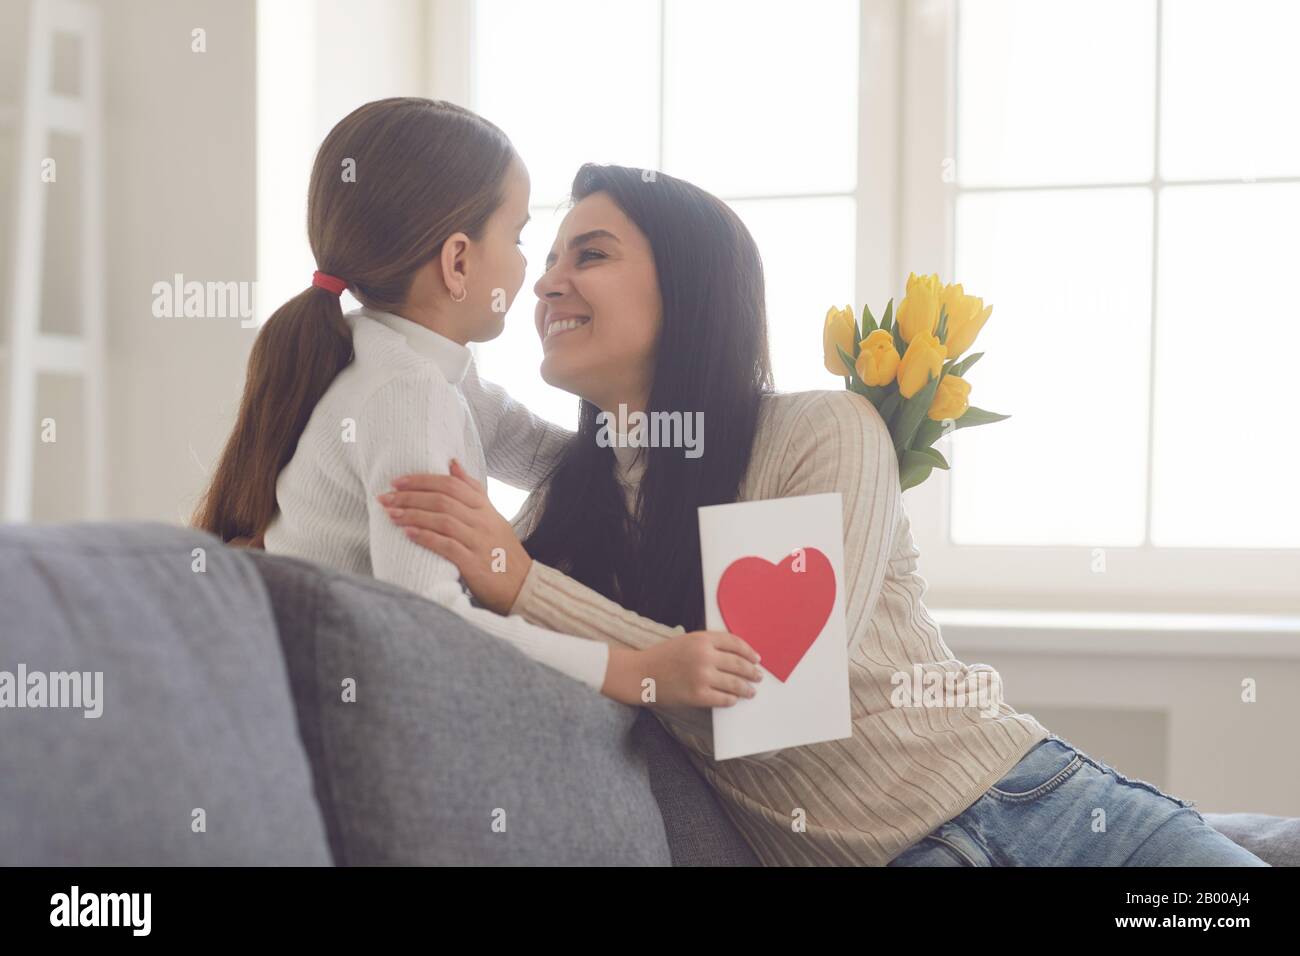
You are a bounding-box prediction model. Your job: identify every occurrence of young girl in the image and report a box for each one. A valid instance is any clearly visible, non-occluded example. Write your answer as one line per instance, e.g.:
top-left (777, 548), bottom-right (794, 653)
top-left (192, 98), bottom-right (761, 711)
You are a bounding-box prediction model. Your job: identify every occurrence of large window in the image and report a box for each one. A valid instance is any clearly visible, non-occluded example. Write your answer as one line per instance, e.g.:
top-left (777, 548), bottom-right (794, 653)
top-left (457, 0), bottom-right (867, 517)
top-left (947, 0), bottom-right (1300, 550)
top-left (431, 0), bottom-right (1299, 613)
top-left (897, 0), bottom-right (1300, 614)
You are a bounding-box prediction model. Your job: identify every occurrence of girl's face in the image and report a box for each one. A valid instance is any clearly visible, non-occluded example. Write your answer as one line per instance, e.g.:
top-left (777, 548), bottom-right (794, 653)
top-left (463, 157), bottom-right (531, 343)
top-left (533, 193), bottom-right (662, 411)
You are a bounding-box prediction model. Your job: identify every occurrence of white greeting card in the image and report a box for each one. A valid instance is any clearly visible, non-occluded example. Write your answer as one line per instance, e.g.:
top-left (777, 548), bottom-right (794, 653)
top-left (698, 493), bottom-right (851, 760)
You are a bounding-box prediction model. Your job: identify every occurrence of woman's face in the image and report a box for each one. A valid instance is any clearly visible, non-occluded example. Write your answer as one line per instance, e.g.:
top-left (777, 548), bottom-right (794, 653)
top-left (533, 192), bottom-right (662, 411)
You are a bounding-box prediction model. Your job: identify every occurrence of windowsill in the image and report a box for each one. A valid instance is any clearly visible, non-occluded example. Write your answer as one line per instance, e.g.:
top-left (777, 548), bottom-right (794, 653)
top-left (929, 608), bottom-right (1300, 659)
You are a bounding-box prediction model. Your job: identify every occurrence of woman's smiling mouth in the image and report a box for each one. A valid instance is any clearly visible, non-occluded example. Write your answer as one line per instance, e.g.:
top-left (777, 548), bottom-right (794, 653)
top-left (542, 312), bottom-right (591, 343)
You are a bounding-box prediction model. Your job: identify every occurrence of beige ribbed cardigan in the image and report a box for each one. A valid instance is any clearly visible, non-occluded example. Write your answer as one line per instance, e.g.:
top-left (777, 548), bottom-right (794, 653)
top-left (509, 389), bottom-right (1050, 866)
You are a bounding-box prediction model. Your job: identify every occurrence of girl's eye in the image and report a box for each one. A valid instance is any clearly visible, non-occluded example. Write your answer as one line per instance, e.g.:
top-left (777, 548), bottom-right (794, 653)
top-left (577, 248), bottom-right (606, 264)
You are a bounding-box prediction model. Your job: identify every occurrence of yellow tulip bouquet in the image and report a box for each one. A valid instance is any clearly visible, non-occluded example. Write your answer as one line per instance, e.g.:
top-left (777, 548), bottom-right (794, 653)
top-left (822, 272), bottom-right (1009, 491)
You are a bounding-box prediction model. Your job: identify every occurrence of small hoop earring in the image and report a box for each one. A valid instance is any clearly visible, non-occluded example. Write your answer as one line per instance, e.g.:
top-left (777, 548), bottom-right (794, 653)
top-left (451, 286), bottom-right (468, 303)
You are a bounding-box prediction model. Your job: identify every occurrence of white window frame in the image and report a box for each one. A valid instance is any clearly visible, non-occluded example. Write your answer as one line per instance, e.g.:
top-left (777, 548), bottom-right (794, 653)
top-left (899, 0), bottom-right (1300, 615)
top-left (432, 0), bottom-right (901, 300)
top-left (429, 0), bottom-right (1300, 616)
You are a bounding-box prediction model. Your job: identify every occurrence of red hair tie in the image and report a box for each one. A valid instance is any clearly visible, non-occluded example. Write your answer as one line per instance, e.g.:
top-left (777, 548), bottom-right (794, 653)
top-left (312, 270), bottom-right (348, 296)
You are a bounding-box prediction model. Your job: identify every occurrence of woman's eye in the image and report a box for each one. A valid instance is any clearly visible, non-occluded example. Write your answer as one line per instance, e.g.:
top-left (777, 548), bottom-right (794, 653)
top-left (577, 248), bottom-right (606, 264)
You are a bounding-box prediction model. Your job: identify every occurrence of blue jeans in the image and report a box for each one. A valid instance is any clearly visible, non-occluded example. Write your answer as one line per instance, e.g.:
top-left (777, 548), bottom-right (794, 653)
top-left (887, 734), bottom-right (1269, 866)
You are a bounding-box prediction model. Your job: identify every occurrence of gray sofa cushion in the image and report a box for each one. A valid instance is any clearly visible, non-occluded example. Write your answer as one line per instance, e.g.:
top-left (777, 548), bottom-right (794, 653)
top-left (1203, 813), bottom-right (1300, 867)
top-left (0, 522), bottom-right (332, 865)
top-left (629, 710), bottom-right (760, 865)
top-left (247, 549), bottom-right (672, 865)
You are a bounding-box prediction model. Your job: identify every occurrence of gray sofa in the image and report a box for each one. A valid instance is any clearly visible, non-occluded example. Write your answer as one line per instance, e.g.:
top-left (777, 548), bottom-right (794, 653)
top-left (0, 522), bottom-right (1294, 866)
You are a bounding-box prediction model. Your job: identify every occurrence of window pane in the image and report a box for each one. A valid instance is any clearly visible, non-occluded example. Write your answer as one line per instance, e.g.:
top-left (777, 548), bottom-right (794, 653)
top-left (727, 197), bottom-right (857, 394)
top-left (1151, 184), bottom-right (1300, 547)
top-left (1161, 0), bottom-right (1300, 181)
top-left (956, 0), bottom-right (1155, 187)
top-left (474, 203), bottom-right (582, 519)
top-left (473, 0), bottom-right (660, 206)
top-left (951, 188), bottom-right (1153, 546)
top-left (663, 0), bottom-right (858, 198)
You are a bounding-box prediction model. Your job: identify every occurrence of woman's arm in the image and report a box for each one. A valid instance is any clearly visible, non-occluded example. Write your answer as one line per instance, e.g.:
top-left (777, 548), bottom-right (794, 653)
top-left (510, 391), bottom-right (904, 663)
top-left (459, 355), bottom-right (572, 490)
top-left (385, 391), bottom-right (905, 655)
top-left (381, 464), bottom-right (762, 739)
top-left (777, 391), bottom-right (903, 659)
top-left (382, 389), bottom-right (903, 754)
top-left (384, 461), bottom-right (695, 653)
top-left (357, 373), bottom-right (610, 693)
top-left (367, 392), bottom-right (761, 709)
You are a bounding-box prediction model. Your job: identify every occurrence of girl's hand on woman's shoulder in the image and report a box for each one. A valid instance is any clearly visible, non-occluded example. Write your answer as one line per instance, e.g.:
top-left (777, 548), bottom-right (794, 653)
top-left (379, 459), bottom-right (530, 614)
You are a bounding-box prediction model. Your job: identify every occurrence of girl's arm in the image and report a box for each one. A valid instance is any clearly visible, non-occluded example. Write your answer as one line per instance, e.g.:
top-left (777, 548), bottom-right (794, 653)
top-left (459, 355), bottom-right (572, 490)
top-left (381, 465), bottom-right (759, 743)
top-left (385, 460), bottom-right (694, 652)
top-left (364, 375), bottom-right (759, 710)
top-left (357, 373), bottom-right (610, 693)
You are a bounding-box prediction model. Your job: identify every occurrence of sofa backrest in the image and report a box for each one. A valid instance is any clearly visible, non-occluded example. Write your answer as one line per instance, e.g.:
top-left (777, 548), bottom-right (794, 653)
top-left (0, 522), bottom-right (332, 865)
top-left (246, 548), bottom-right (675, 865)
top-left (0, 518), bottom-right (758, 866)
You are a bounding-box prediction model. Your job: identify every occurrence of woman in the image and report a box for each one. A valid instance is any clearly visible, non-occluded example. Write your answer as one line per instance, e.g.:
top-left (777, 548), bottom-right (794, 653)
top-left (382, 163), bottom-right (1268, 867)
top-left (193, 98), bottom-right (763, 712)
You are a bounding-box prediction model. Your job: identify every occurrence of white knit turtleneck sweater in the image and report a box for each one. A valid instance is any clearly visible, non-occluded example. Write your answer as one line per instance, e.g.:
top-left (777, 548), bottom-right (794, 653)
top-left (262, 306), bottom-right (609, 691)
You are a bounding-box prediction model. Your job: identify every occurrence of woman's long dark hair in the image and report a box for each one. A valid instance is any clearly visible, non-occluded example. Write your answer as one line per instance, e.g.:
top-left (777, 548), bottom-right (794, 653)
top-left (523, 164), bottom-right (773, 631)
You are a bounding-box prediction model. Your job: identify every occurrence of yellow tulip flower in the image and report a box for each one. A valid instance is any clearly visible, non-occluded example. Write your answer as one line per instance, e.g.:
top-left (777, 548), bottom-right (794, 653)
top-left (822, 305), bottom-right (857, 376)
top-left (938, 283), bottom-right (992, 360)
top-left (928, 373), bottom-right (971, 421)
top-left (854, 329), bottom-right (900, 386)
top-left (896, 272), bottom-right (942, 343)
top-left (897, 331), bottom-right (945, 398)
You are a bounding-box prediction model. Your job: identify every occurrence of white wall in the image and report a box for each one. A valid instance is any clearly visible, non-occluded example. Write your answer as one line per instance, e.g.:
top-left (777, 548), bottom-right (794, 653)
top-left (1, 0), bottom-right (428, 525)
top-left (942, 621), bottom-right (1300, 816)
top-left (101, 0), bottom-right (259, 523)
top-left (257, 0), bottom-right (426, 321)
top-left (0, 0), bottom-right (258, 524)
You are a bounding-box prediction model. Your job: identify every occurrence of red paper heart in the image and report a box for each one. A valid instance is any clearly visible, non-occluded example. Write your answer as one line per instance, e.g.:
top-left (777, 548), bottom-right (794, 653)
top-left (716, 547), bottom-right (836, 682)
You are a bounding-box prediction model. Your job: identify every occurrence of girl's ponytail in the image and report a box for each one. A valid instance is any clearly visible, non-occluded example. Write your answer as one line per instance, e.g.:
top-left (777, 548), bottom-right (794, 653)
top-left (192, 284), bottom-right (351, 541)
top-left (192, 97), bottom-right (515, 541)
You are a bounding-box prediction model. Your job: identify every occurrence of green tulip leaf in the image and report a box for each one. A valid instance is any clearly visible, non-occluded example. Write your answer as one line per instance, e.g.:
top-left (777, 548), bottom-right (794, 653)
top-left (907, 445), bottom-right (949, 470)
top-left (899, 458), bottom-right (933, 492)
top-left (860, 303), bottom-right (878, 337)
top-left (877, 390), bottom-right (902, 424)
top-left (914, 417), bottom-right (947, 448)
top-left (953, 405), bottom-right (1011, 430)
top-left (892, 371), bottom-right (943, 457)
top-left (836, 345), bottom-right (862, 386)
top-left (948, 351), bottom-right (984, 378)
